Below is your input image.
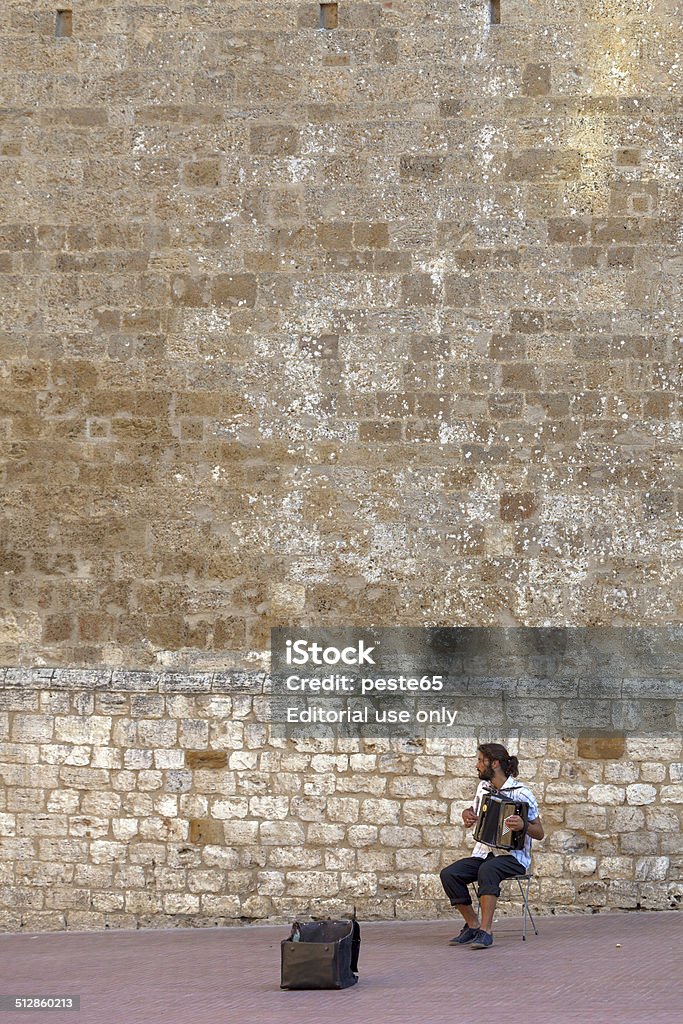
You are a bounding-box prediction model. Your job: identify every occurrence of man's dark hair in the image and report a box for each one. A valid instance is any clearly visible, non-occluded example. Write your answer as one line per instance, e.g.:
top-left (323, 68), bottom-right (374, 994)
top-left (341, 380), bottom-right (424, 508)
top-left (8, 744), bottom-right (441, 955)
top-left (478, 742), bottom-right (519, 778)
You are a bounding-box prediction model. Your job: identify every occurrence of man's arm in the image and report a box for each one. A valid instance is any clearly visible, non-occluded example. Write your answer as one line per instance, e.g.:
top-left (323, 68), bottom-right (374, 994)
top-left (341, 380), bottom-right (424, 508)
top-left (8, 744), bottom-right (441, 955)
top-left (527, 817), bottom-right (544, 840)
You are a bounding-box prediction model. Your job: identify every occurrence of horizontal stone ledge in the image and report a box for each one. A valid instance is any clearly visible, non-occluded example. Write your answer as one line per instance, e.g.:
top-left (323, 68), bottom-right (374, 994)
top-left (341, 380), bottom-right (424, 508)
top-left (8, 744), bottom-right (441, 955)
top-left (622, 678), bottom-right (683, 699)
top-left (0, 667), bottom-right (269, 695)
top-left (3, 668), bottom-right (679, 703)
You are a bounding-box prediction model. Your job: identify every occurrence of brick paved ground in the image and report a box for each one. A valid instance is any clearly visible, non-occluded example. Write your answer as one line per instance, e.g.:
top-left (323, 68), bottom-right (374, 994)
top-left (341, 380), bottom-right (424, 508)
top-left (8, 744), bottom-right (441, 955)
top-left (0, 912), bottom-right (679, 1024)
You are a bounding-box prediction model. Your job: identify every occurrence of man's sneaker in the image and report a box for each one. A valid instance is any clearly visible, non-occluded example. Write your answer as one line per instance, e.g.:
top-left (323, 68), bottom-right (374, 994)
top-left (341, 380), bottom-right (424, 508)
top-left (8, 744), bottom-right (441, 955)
top-left (470, 929), bottom-right (494, 949)
top-left (448, 925), bottom-right (480, 945)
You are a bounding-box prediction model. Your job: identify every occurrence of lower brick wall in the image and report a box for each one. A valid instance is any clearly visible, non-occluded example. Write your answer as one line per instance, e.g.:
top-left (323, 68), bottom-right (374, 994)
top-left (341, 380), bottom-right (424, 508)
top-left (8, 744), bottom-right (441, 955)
top-left (0, 668), bottom-right (681, 931)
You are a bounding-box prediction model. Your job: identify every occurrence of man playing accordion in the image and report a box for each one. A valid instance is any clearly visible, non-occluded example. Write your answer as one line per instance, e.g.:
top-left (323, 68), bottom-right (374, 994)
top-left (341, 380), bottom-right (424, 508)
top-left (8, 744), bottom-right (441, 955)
top-left (440, 742), bottom-right (544, 949)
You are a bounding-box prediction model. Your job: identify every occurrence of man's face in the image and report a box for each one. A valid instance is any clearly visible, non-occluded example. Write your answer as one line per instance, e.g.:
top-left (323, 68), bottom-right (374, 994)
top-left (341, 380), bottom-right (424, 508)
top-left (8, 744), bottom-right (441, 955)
top-left (476, 751), bottom-right (496, 781)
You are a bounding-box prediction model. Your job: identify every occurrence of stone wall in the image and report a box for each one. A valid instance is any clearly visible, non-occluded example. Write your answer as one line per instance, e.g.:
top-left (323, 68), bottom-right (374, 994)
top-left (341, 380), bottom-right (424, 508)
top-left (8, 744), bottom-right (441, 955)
top-left (0, 2), bottom-right (681, 929)
top-left (1, 1), bottom-right (680, 666)
top-left (0, 667), bottom-right (680, 931)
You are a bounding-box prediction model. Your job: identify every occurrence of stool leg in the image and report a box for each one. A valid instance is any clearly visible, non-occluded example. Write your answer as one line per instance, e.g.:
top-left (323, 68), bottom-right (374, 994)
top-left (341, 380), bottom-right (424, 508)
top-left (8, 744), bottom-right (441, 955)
top-left (516, 877), bottom-right (539, 939)
top-left (526, 883), bottom-right (539, 936)
top-left (469, 882), bottom-right (480, 919)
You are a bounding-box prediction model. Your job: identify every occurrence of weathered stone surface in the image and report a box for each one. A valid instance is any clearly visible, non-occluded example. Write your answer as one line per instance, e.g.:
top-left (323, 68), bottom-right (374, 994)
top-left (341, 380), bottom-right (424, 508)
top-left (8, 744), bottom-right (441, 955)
top-left (626, 784), bottom-right (658, 806)
top-left (0, 1), bottom-right (678, 668)
top-left (578, 735), bottom-right (626, 760)
top-left (587, 785), bottom-right (625, 806)
top-left (634, 857), bottom-right (670, 882)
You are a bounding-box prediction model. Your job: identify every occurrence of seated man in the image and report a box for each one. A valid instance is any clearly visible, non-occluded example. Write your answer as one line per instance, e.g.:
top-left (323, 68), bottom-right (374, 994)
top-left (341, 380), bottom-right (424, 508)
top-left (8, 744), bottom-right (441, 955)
top-left (440, 742), bottom-right (544, 949)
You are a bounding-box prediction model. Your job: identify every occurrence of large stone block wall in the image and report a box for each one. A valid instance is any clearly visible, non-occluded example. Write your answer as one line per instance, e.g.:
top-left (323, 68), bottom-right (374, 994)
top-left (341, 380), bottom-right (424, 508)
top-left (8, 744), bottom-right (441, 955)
top-left (0, 668), bottom-right (681, 931)
top-left (1, 1), bottom-right (680, 667)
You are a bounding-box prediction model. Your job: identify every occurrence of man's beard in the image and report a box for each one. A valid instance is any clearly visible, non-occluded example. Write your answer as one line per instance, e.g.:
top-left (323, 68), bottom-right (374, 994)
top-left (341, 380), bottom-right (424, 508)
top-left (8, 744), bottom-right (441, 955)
top-left (477, 763), bottom-right (495, 781)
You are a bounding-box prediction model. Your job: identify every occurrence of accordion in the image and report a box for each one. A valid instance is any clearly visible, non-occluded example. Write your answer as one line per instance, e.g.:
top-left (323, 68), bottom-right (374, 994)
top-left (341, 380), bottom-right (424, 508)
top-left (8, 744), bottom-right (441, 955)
top-left (473, 786), bottom-right (529, 851)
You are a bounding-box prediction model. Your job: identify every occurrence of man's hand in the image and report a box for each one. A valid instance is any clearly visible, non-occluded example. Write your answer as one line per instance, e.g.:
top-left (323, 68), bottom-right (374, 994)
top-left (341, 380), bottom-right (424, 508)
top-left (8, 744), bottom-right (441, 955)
top-left (503, 814), bottom-right (525, 832)
top-left (462, 807), bottom-right (478, 828)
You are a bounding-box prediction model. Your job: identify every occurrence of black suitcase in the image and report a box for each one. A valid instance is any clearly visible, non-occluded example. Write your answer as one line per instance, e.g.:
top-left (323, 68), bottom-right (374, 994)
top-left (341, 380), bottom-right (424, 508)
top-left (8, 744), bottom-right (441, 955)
top-left (280, 918), bottom-right (360, 990)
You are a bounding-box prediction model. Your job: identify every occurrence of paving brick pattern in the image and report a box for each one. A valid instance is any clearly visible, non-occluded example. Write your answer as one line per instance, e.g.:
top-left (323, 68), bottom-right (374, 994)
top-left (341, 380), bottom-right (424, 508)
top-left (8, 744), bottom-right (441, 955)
top-left (0, 913), bottom-right (679, 1024)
